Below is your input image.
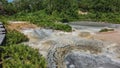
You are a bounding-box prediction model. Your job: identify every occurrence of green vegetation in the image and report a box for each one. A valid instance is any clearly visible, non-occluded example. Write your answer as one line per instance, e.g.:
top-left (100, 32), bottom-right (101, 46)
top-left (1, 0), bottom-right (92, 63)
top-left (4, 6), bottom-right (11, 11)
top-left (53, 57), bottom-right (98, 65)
top-left (0, 0), bottom-right (120, 67)
top-left (10, 10), bottom-right (72, 32)
top-left (0, 0), bottom-right (120, 25)
top-left (0, 0), bottom-right (79, 32)
top-left (99, 28), bottom-right (114, 32)
top-left (0, 44), bottom-right (46, 68)
top-left (77, 0), bottom-right (120, 23)
top-left (0, 29), bottom-right (46, 68)
top-left (78, 0), bottom-right (120, 13)
top-left (78, 12), bottom-right (120, 24)
top-left (5, 29), bottom-right (29, 45)
top-left (1, 0), bottom-right (120, 32)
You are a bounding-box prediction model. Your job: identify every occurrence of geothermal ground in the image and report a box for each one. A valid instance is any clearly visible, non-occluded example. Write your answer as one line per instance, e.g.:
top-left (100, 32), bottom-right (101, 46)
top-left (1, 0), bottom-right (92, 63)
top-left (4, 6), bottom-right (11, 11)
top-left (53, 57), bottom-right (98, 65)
top-left (8, 21), bottom-right (120, 68)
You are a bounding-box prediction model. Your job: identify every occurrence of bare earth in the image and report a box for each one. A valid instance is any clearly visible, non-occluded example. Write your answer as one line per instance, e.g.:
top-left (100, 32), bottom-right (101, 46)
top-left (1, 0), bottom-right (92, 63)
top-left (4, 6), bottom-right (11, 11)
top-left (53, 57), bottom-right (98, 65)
top-left (7, 21), bottom-right (120, 45)
top-left (7, 21), bottom-right (38, 31)
top-left (94, 29), bottom-right (120, 44)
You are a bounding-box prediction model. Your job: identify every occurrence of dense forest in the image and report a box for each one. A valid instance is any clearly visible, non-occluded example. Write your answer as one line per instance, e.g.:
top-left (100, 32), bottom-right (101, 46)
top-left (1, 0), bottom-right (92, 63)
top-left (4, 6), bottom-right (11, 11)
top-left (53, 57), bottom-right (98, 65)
top-left (1, 0), bottom-right (120, 14)
top-left (0, 0), bottom-right (120, 68)
top-left (0, 0), bottom-right (120, 23)
top-left (0, 0), bottom-right (120, 24)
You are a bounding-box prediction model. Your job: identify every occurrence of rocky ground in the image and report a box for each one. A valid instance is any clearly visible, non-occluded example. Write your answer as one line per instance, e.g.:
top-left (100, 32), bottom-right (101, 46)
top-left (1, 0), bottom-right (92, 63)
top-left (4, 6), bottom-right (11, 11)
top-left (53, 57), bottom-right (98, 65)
top-left (7, 21), bottom-right (120, 68)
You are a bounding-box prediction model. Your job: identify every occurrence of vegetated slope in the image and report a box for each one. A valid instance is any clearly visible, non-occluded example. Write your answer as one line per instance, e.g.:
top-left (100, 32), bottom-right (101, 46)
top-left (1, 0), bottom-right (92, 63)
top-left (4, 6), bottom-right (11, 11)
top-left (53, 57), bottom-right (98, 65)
top-left (78, 0), bottom-right (120, 13)
top-left (1, 44), bottom-right (46, 68)
top-left (1, 0), bottom-right (120, 24)
top-left (0, 0), bottom-right (120, 68)
top-left (77, 0), bottom-right (120, 23)
top-left (0, 27), bottom-right (46, 68)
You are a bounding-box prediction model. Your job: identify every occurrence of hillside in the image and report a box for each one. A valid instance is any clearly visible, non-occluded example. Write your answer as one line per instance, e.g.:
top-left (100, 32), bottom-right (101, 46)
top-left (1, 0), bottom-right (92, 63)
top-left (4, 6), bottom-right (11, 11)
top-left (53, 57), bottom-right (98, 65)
top-left (0, 0), bottom-right (120, 68)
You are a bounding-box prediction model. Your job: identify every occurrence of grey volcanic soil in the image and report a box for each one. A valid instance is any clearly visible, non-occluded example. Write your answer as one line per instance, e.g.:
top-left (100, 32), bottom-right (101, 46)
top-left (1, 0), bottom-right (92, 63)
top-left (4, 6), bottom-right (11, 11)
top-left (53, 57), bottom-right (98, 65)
top-left (22, 21), bottom-right (120, 68)
top-left (47, 22), bottom-right (120, 68)
top-left (99, 63), bottom-right (120, 68)
top-left (65, 52), bottom-right (120, 68)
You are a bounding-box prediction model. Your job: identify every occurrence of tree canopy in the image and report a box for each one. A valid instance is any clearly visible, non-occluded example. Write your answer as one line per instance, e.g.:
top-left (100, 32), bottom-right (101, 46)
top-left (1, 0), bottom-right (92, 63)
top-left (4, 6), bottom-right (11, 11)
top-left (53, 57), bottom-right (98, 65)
top-left (1, 0), bottom-right (120, 15)
top-left (78, 0), bottom-right (120, 12)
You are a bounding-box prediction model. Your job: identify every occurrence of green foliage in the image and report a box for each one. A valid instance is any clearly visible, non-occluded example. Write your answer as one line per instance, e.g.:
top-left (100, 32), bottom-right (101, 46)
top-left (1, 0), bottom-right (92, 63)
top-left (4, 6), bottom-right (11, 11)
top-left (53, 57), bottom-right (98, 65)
top-left (60, 18), bottom-right (69, 23)
top-left (1, 0), bottom-right (79, 16)
top-left (0, 44), bottom-right (46, 68)
top-left (0, 16), bottom-right (9, 25)
top-left (0, 27), bottom-right (46, 68)
top-left (10, 10), bottom-right (72, 32)
top-left (78, 0), bottom-right (94, 11)
top-left (38, 22), bottom-right (72, 32)
top-left (78, 0), bottom-right (120, 12)
top-left (12, 0), bottom-right (44, 12)
top-left (5, 29), bottom-right (29, 45)
top-left (78, 12), bottom-right (120, 24)
top-left (1, 0), bottom-right (120, 27)
top-left (45, 0), bottom-right (78, 15)
top-left (99, 28), bottom-right (114, 32)
top-left (0, 0), bottom-right (44, 14)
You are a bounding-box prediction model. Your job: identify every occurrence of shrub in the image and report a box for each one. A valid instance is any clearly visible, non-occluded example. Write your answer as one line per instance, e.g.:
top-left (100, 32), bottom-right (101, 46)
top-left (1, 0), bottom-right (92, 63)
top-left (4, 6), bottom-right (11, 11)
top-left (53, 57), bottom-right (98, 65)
top-left (10, 10), bottom-right (72, 32)
top-left (36, 22), bottom-right (72, 32)
top-left (5, 29), bottom-right (29, 45)
top-left (60, 18), bottom-right (69, 23)
top-left (0, 44), bottom-right (46, 68)
top-left (99, 28), bottom-right (114, 32)
top-left (0, 27), bottom-right (46, 68)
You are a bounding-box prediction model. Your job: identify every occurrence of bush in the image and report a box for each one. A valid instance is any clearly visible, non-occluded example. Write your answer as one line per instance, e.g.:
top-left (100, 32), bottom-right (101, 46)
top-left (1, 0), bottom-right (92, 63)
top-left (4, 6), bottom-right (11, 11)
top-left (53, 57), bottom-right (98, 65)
top-left (0, 27), bottom-right (46, 68)
top-left (0, 16), bottom-right (9, 25)
top-left (0, 44), bottom-right (46, 68)
top-left (60, 18), bottom-right (69, 23)
top-left (53, 23), bottom-right (72, 32)
top-left (10, 10), bottom-right (72, 32)
top-left (36, 22), bottom-right (72, 32)
top-left (5, 29), bottom-right (29, 45)
top-left (99, 28), bottom-right (114, 32)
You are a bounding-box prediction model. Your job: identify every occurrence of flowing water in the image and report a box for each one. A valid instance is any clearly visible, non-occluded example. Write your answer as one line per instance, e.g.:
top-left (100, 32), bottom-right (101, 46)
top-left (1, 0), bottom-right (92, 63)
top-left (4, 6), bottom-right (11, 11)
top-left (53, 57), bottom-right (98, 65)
top-left (22, 21), bottom-right (120, 68)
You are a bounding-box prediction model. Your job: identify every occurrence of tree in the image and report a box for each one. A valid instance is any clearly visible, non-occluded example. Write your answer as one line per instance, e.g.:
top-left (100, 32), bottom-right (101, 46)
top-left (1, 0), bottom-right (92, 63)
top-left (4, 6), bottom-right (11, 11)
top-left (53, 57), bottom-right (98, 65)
top-left (12, 0), bottom-right (44, 12)
top-left (78, 0), bottom-right (94, 11)
top-left (78, 0), bottom-right (120, 13)
top-left (45, 0), bottom-right (78, 15)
